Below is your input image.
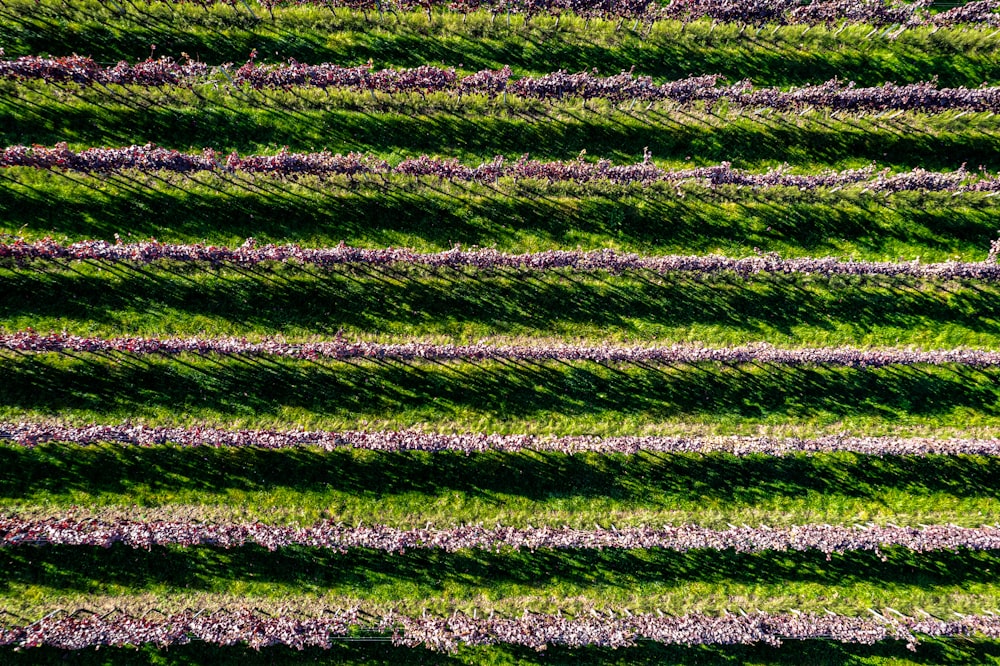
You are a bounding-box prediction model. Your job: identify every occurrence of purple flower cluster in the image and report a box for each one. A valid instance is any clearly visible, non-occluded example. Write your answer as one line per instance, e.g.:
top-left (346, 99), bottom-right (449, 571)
top-left (0, 56), bottom-right (208, 86)
top-left (7, 421), bottom-right (1000, 456)
top-left (3, 331), bottom-right (1000, 369)
top-left (231, 62), bottom-right (727, 104)
top-left (1, 609), bottom-right (365, 650)
top-left (390, 611), bottom-right (1000, 651)
top-left (3, 144), bottom-right (996, 194)
top-left (4, 517), bottom-right (1000, 554)
top-left (932, 0), bottom-right (1000, 27)
top-left (3, 239), bottom-right (1000, 281)
top-left (3, 609), bottom-right (1000, 651)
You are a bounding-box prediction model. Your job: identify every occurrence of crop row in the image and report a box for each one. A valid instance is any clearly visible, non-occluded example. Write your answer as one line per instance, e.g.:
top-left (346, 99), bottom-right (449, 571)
top-left (4, 332), bottom-right (1000, 368)
top-left (8, 422), bottom-right (1000, 456)
top-left (10, 56), bottom-right (1000, 114)
top-left (6, 517), bottom-right (1000, 553)
top-left (85, 0), bottom-right (999, 28)
top-left (1, 144), bottom-right (991, 192)
top-left (5, 240), bottom-right (1000, 280)
top-left (7, 608), bottom-right (1000, 651)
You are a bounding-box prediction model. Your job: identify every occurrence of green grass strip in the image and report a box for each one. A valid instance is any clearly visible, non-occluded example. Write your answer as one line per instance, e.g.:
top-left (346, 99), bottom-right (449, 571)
top-left (3, 81), bottom-right (999, 169)
top-left (1, 266), bottom-right (999, 350)
top-left (3, 544), bottom-right (1000, 617)
top-left (4, 0), bottom-right (1000, 87)
top-left (3, 444), bottom-right (1000, 527)
top-left (2, 354), bottom-right (1000, 433)
top-left (2, 169), bottom-right (998, 260)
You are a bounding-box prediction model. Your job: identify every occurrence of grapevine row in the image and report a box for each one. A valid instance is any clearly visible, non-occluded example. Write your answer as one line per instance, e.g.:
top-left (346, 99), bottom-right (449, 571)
top-left (3, 608), bottom-right (1000, 651)
top-left (4, 332), bottom-right (1000, 368)
top-left (1, 144), bottom-right (994, 193)
top-left (10, 55), bottom-right (1000, 114)
top-left (5, 517), bottom-right (1000, 554)
top-left (84, 0), bottom-right (999, 28)
top-left (5, 239), bottom-right (1000, 281)
top-left (8, 422), bottom-right (1000, 456)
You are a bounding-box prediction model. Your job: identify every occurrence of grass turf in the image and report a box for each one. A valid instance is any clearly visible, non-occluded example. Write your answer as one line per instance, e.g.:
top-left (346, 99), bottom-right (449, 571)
top-left (4, 81), bottom-right (1000, 170)
top-left (5, 0), bottom-right (1000, 87)
top-left (2, 266), bottom-right (1000, 349)
top-left (3, 446), bottom-right (1000, 528)
top-left (4, 544), bottom-right (1000, 618)
top-left (2, 354), bottom-right (1000, 434)
top-left (3, 169), bottom-right (999, 261)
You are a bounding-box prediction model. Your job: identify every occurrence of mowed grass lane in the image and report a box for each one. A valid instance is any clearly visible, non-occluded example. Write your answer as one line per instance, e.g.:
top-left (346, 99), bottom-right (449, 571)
top-left (2, 444), bottom-right (1000, 527)
top-left (1, 265), bottom-right (999, 347)
top-left (4, 81), bottom-right (1000, 170)
top-left (5, 0), bottom-right (1000, 87)
top-left (2, 543), bottom-right (1000, 617)
top-left (3, 170), bottom-right (998, 260)
top-left (2, 354), bottom-right (1000, 433)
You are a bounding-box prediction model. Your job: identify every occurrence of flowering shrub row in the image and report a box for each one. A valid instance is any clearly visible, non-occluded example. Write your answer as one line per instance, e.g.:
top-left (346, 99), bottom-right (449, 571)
top-left (1, 144), bottom-right (994, 193)
top-left (2, 332), bottom-right (1000, 368)
top-left (6, 421), bottom-right (1000, 456)
top-left (4, 517), bottom-right (1000, 554)
top-left (3, 609), bottom-right (1000, 651)
top-left (3, 239), bottom-right (1000, 281)
top-left (931, 0), bottom-right (1000, 26)
top-left (231, 64), bottom-right (1000, 112)
top-left (9, 56), bottom-right (1000, 113)
top-left (0, 56), bottom-right (208, 85)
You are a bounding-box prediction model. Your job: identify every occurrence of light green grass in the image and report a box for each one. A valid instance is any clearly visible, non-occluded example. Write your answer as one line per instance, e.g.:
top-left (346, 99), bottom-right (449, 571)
top-left (3, 80), bottom-right (999, 169)
top-left (2, 266), bottom-right (999, 349)
top-left (2, 354), bottom-right (1000, 433)
top-left (3, 445), bottom-right (1000, 528)
top-left (3, 168), bottom-right (998, 261)
top-left (6, 0), bottom-right (1000, 89)
top-left (3, 543), bottom-right (1000, 617)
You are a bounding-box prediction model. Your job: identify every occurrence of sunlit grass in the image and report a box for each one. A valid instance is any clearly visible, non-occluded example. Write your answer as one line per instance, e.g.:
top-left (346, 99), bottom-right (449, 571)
top-left (4, 444), bottom-right (1000, 527)
top-left (2, 544), bottom-right (1000, 620)
top-left (1, 265), bottom-right (999, 348)
top-left (3, 168), bottom-right (998, 260)
top-left (5, 0), bottom-right (1000, 89)
top-left (3, 81), bottom-right (1000, 170)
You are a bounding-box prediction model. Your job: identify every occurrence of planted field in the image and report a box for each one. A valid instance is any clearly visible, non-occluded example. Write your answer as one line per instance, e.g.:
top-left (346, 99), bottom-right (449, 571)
top-left (5, 1), bottom-right (1000, 664)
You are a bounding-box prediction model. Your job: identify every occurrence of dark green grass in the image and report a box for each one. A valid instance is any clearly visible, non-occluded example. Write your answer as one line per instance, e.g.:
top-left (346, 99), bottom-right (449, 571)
top-left (5, 0), bottom-right (1000, 88)
top-left (3, 169), bottom-right (998, 260)
top-left (4, 82), bottom-right (999, 169)
top-left (3, 544), bottom-right (1000, 616)
top-left (2, 265), bottom-right (1000, 350)
top-left (4, 444), bottom-right (1000, 527)
top-left (2, 354), bottom-right (1000, 434)
top-left (4, 639), bottom-right (1000, 666)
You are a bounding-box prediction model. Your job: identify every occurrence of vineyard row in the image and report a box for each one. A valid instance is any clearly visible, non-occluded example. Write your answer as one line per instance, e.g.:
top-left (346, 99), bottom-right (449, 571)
top-left (82, 0), bottom-right (1000, 28)
top-left (3, 332), bottom-right (1000, 368)
top-left (9, 56), bottom-right (1000, 114)
top-left (3, 608), bottom-right (1000, 651)
top-left (1, 144), bottom-right (993, 192)
top-left (7, 422), bottom-right (1000, 456)
top-left (5, 517), bottom-right (1000, 553)
top-left (4, 240), bottom-right (1000, 280)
